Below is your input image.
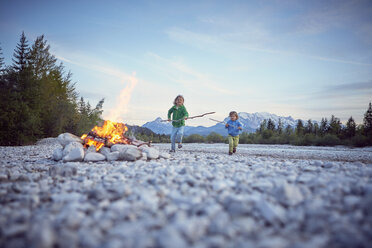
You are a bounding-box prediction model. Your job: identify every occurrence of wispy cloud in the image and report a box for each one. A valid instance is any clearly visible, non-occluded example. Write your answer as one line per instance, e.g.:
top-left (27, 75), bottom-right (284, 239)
top-left (166, 27), bottom-right (372, 66)
top-left (167, 1), bottom-right (372, 67)
top-left (56, 54), bottom-right (131, 79)
top-left (295, 0), bottom-right (372, 36)
top-left (328, 80), bottom-right (372, 92)
top-left (146, 52), bottom-right (235, 95)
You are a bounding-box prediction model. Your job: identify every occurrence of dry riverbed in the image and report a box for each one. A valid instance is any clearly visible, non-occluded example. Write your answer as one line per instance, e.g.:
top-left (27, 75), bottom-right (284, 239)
top-left (1, 140), bottom-right (372, 248)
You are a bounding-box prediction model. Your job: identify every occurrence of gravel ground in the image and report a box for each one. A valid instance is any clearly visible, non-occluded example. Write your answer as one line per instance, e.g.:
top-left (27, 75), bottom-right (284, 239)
top-left (1, 141), bottom-right (372, 248)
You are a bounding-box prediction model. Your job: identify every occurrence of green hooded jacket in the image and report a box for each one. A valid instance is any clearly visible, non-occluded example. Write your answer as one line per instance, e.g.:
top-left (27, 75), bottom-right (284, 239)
top-left (168, 105), bottom-right (189, 127)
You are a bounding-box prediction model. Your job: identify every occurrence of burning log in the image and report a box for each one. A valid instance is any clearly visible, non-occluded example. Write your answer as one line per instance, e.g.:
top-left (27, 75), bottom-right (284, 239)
top-left (81, 120), bottom-right (151, 151)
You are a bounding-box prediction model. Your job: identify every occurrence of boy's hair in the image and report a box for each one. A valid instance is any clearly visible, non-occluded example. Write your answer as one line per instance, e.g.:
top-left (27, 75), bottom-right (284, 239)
top-left (229, 111), bottom-right (238, 119)
top-left (173, 95), bottom-right (184, 105)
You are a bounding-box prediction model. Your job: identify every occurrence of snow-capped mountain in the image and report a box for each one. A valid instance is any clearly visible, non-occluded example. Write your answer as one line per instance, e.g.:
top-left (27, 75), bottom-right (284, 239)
top-left (142, 117), bottom-right (172, 135)
top-left (143, 112), bottom-right (299, 136)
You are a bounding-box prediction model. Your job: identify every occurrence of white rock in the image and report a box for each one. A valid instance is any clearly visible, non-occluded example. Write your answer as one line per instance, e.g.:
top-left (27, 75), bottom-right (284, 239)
top-left (111, 144), bottom-right (137, 152)
top-left (52, 147), bottom-right (63, 161)
top-left (57, 133), bottom-right (83, 147)
top-left (212, 180), bottom-right (228, 192)
top-left (119, 147), bottom-right (142, 161)
top-left (84, 152), bottom-right (106, 162)
top-left (63, 142), bottom-right (84, 157)
top-left (276, 181), bottom-right (304, 206)
top-left (322, 162), bottom-right (334, 168)
top-left (28, 221), bottom-right (55, 248)
top-left (257, 198), bottom-right (286, 224)
top-left (160, 152), bottom-right (171, 159)
top-left (106, 151), bottom-right (120, 161)
top-left (63, 145), bottom-right (84, 162)
top-left (156, 226), bottom-right (188, 248)
top-left (141, 152), bottom-right (148, 161)
top-left (99, 147), bottom-right (111, 156)
top-left (49, 163), bottom-right (78, 177)
top-left (86, 145), bottom-right (97, 154)
top-left (141, 147), bottom-right (159, 159)
top-left (344, 195), bottom-right (360, 209)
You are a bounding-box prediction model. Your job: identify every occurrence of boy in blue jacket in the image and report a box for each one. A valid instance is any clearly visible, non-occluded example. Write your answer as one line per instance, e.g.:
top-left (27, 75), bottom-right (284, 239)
top-left (225, 111), bottom-right (243, 155)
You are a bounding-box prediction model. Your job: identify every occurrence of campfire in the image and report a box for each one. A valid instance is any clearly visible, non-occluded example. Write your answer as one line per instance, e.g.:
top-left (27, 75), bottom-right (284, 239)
top-left (81, 120), bottom-right (150, 151)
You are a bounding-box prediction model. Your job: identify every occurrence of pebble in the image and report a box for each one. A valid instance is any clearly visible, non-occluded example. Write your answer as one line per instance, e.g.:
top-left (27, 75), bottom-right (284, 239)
top-left (84, 152), bottom-right (106, 162)
top-left (0, 142), bottom-right (371, 247)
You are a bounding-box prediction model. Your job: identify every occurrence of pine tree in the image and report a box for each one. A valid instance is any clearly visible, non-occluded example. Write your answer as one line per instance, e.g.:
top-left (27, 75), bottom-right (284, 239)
top-left (345, 116), bottom-right (356, 138)
top-left (320, 118), bottom-right (328, 135)
top-left (259, 119), bottom-right (267, 133)
top-left (28, 35), bottom-right (57, 79)
top-left (285, 125), bottom-right (293, 135)
top-left (364, 102), bottom-right (372, 135)
top-left (12, 31), bottom-right (29, 72)
top-left (277, 118), bottom-right (283, 134)
top-left (313, 122), bottom-right (319, 136)
top-left (305, 119), bottom-right (314, 134)
top-left (8, 32), bottom-right (43, 143)
top-left (295, 119), bottom-right (304, 136)
top-left (267, 118), bottom-right (275, 131)
top-left (329, 115), bottom-right (342, 136)
top-left (0, 44), bottom-right (4, 73)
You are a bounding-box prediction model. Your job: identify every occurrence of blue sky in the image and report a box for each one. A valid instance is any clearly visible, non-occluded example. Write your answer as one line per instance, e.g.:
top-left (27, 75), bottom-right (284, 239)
top-left (1, 0), bottom-right (371, 126)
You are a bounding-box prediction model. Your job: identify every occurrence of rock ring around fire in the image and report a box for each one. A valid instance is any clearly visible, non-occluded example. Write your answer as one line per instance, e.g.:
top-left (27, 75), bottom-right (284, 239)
top-left (53, 133), bottom-right (169, 162)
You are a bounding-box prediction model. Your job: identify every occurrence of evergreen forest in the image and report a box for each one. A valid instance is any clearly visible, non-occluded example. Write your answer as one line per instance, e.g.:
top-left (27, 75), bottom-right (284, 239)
top-left (0, 32), bottom-right (104, 145)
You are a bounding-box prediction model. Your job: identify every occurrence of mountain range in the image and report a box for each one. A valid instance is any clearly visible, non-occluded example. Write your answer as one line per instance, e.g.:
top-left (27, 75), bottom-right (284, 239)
top-left (142, 112), bottom-right (299, 136)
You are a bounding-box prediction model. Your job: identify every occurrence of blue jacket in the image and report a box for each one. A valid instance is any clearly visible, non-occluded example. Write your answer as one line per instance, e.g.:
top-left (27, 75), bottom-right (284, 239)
top-left (225, 120), bottom-right (243, 136)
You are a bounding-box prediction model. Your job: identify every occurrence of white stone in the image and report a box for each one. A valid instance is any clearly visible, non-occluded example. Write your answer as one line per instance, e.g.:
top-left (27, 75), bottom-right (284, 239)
top-left (86, 145), bottom-right (97, 154)
top-left (63, 146), bottom-right (84, 162)
top-left (84, 152), bottom-right (106, 162)
top-left (111, 144), bottom-right (137, 152)
top-left (276, 181), bottom-right (304, 206)
top-left (159, 152), bottom-right (171, 159)
top-left (49, 163), bottom-right (78, 177)
top-left (257, 198), bottom-right (286, 224)
top-left (156, 226), bottom-right (188, 248)
top-left (141, 147), bottom-right (159, 159)
top-left (63, 142), bottom-right (84, 157)
top-left (141, 152), bottom-right (147, 161)
top-left (52, 147), bottom-right (63, 161)
top-left (99, 147), bottom-right (111, 156)
top-left (57, 133), bottom-right (83, 147)
top-left (119, 147), bottom-right (142, 161)
top-left (106, 151), bottom-right (120, 161)
top-left (322, 162), bottom-right (334, 168)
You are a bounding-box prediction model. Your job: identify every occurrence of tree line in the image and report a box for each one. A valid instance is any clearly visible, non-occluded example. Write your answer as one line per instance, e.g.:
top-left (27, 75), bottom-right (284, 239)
top-left (239, 106), bottom-right (372, 147)
top-left (0, 32), bottom-right (104, 145)
top-left (143, 103), bottom-right (372, 147)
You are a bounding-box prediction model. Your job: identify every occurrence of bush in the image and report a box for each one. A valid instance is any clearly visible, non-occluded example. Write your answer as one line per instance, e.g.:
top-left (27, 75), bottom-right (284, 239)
top-left (262, 130), bottom-right (274, 139)
top-left (350, 135), bottom-right (369, 147)
top-left (184, 134), bottom-right (205, 143)
top-left (239, 132), bottom-right (255, 144)
top-left (206, 132), bottom-right (226, 143)
top-left (316, 134), bottom-right (341, 146)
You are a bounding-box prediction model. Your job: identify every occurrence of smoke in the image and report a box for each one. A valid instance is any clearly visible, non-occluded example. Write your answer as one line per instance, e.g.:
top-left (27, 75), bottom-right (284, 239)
top-left (106, 72), bottom-right (138, 122)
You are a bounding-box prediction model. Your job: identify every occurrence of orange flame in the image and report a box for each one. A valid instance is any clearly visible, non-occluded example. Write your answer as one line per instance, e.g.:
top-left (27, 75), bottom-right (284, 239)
top-left (81, 120), bottom-right (130, 151)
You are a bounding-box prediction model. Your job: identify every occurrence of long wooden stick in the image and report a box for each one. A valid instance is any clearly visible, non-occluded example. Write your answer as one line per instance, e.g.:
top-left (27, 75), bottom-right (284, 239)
top-left (209, 118), bottom-right (240, 129)
top-left (161, 112), bottom-right (216, 122)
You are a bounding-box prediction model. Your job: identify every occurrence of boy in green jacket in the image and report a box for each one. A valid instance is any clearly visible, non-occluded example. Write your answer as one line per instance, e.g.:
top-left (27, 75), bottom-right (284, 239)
top-left (168, 95), bottom-right (189, 152)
